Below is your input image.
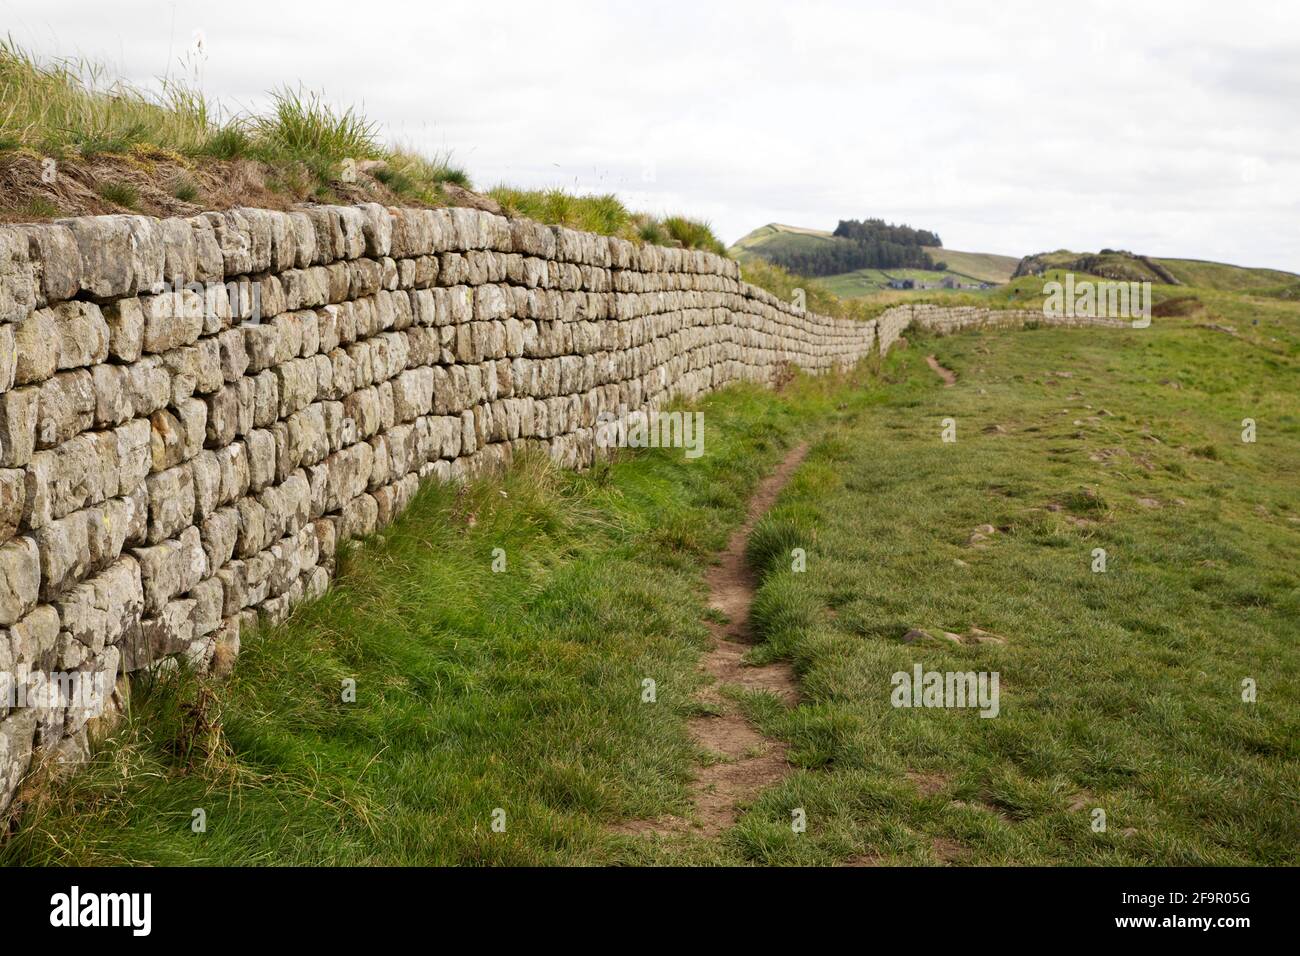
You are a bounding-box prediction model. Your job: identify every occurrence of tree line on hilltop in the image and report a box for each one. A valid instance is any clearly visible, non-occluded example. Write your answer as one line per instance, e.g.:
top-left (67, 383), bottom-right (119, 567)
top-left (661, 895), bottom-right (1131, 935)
top-left (761, 218), bottom-right (943, 276)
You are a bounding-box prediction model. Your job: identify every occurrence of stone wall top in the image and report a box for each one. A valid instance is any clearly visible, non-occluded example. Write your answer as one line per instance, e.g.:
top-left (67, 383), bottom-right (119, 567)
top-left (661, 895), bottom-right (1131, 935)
top-left (0, 204), bottom-right (746, 321)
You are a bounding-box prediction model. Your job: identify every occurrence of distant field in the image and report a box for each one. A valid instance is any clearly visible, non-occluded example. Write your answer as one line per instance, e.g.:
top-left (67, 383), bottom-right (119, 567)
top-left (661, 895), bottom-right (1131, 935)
top-left (928, 247), bottom-right (1020, 284)
top-left (729, 223), bottom-right (1018, 298)
top-left (1155, 257), bottom-right (1299, 292)
top-left (818, 267), bottom-right (969, 298)
top-left (1016, 250), bottom-right (1298, 292)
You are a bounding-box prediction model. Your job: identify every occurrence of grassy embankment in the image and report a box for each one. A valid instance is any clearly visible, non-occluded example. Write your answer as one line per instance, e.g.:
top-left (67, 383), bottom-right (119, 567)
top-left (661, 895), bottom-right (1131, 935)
top-left (0, 41), bottom-right (723, 252)
top-left (6, 287), bottom-right (1297, 866)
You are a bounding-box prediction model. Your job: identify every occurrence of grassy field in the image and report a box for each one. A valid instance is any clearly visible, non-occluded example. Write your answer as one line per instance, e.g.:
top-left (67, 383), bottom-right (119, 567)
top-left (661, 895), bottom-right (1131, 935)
top-left (715, 317), bottom-right (1298, 865)
top-left (924, 247), bottom-right (1020, 285)
top-left (4, 292), bottom-right (1297, 866)
top-left (728, 223), bottom-right (1019, 297)
top-left (1154, 257), bottom-right (1299, 292)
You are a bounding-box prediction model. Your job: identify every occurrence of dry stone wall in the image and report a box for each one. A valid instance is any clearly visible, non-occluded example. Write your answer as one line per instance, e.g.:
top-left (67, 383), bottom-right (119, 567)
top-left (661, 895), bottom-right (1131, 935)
top-left (0, 202), bottom-right (1126, 809)
top-left (0, 203), bottom-right (883, 808)
top-left (901, 303), bottom-right (1129, 335)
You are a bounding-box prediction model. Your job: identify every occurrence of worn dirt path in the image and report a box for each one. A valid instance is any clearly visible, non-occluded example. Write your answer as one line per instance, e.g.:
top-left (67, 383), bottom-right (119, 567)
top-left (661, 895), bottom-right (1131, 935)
top-left (926, 354), bottom-right (957, 386)
top-left (614, 443), bottom-right (809, 838)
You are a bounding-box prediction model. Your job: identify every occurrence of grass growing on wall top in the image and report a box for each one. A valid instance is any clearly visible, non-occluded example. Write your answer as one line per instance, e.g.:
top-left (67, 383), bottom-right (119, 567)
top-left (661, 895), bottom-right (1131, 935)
top-left (0, 38), bottom-right (723, 247)
top-left (0, 40), bottom-right (469, 206)
top-left (487, 186), bottom-right (726, 254)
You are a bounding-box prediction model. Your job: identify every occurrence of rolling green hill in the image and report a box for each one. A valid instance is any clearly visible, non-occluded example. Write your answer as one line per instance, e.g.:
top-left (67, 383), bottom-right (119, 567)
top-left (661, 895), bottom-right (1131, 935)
top-left (1015, 249), bottom-right (1298, 292)
top-left (729, 222), bottom-right (1019, 296)
top-left (1154, 257), bottom-right (1299, 291)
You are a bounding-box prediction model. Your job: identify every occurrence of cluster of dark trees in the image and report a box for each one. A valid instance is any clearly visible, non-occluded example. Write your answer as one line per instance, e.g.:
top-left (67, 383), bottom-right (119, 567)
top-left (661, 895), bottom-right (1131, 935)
top-left (832, 218), bottom-right (941, 247)
top-left (762, 218), bottom-right (942, 277)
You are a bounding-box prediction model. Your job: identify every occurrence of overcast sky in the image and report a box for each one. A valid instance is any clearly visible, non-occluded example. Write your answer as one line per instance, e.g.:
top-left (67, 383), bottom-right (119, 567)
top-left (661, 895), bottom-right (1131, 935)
top-left (4, 0), bottom-right (1298, 270)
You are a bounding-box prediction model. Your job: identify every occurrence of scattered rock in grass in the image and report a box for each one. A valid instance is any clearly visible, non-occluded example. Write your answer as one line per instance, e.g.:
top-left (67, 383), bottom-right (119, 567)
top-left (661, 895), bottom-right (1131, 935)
top-left (1136, 497), bottom-right (1161, 508)
top-left (1120, 827), bottom-right (1138, 838)
top-left (940, 631), bottom-right (964, 644)
top-left (1044, 502), bottom-right (1063, 512)
top-left (983, 423), bottom-right (1007, 434)
top-left (954, 558), bottom-right (969, 567)
top-left (1066, 795), bottom-right (1092, 813)
top-left (967, 627), bottom-right (1007, 646)
top-left (967, 531), bottom-right (989, 546)
top-left (902, 628), bottom-right (933, 644)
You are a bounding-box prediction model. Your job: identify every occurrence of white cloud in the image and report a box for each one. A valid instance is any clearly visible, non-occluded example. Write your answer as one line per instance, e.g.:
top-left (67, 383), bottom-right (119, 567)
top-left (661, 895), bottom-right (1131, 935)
top-left (3, 0), bottom-right (1297, 269)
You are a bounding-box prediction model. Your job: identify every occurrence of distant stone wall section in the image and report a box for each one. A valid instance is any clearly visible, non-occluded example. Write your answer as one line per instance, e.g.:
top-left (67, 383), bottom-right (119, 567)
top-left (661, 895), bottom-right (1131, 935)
top-left (901, 303), bottom-right (1128, 335)
top-left (0, 203), bottom-right (1125, 810)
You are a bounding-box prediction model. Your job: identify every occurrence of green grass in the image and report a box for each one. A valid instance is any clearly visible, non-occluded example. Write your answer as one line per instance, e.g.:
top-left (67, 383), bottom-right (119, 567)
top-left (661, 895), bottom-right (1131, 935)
top-left (1154, 257), bottom-right (1299, 292)
top-left (728, 223), bottom-right (1018, 297)
top-left (5, 282), bottom-right (1296, 868)
top-left (923, 247), bottom-right (1020, 285)
top-left (2, 374), bottom-right (864, 866)
top-left (0, 38), bottom-right (736, 245)
top-left (0, 39), bottom-right (470, 208)
top-left (1018, 250), bottom-right (1296, 292)
top-left (486, 186), bottom-right (725, 254)
top-left (713, 315), bottom-right (1300, 865)
top-left (95, 179), bottom-right (139, 209)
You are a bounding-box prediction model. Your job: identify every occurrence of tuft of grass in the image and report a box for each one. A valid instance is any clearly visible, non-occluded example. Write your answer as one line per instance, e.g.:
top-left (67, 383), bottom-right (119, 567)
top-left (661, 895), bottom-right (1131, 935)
top-left (487, 185), bottom-right (725, 253)
top-left (662, 215), bottom-right (726, 256)
top-left (169, 172), bottom-right (200, 203)
top-left (198, 125), bottom-right (252, 161)
top-left (246, 87), bottom-right (380, 165)
top-left (96, 179), bottom-right (139, 208)
top-left (0, 39), bottom-right (218, 157)
top-left (374, 148), bottom-right (471, 197)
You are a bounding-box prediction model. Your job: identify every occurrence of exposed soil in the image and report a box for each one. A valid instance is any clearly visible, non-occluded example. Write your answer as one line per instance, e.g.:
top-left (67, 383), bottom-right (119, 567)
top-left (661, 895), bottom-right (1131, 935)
top-left (926, 354), bottom-right (957, 386)
top-left (0, 148), bottom-right (502, 223)
top-left (613, 443), bottom-right (808, 838)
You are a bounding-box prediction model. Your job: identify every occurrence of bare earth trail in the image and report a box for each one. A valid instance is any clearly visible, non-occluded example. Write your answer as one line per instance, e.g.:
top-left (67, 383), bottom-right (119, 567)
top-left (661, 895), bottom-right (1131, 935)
top-left (926, 354), bottom-right (957, 386)
top-left (615, 443), bottom-right (809, 838)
